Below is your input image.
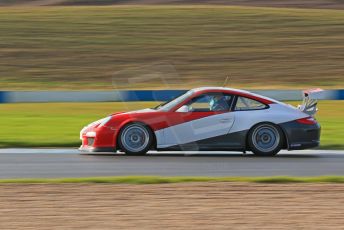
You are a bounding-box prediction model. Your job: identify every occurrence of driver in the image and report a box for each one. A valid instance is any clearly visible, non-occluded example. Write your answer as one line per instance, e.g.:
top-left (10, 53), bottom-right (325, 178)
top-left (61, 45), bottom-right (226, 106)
top-left (210, 94), bottom-right (229, 111)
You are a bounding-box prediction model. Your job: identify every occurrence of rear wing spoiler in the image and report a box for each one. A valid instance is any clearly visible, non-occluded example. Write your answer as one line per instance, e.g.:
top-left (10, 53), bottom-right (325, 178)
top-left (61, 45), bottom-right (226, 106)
top-left (298, 88), bottom-right (323, 116)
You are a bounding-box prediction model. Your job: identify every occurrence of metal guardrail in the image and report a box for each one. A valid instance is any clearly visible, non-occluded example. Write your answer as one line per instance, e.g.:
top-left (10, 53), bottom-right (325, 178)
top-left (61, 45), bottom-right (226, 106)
top-left (0, 89), bottom-right (343, 103)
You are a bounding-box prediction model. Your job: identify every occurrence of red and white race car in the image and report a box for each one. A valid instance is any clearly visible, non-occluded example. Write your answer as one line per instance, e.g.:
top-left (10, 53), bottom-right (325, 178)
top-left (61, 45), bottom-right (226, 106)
top-left (80, 87), bottom-right (321, 156)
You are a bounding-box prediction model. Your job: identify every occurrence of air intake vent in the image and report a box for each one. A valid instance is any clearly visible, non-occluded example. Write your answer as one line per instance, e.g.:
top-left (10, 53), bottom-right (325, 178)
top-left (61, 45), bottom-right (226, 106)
top-left (87, 138), bottom-right (95, 146)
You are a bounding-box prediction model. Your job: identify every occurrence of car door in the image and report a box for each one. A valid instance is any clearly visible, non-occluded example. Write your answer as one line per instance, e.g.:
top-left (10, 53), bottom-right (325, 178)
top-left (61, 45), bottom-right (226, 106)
top-left (160, 93), bottom-right (235, 149)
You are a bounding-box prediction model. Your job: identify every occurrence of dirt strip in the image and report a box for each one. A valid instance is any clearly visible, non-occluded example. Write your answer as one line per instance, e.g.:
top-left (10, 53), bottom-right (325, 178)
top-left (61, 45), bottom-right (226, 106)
top-left (0, 182), bottom-right (343, 229)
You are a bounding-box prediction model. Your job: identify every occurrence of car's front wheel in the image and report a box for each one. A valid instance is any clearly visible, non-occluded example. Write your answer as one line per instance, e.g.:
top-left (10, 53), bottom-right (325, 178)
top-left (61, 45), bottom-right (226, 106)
top-left (118, 123), bottom-right (153, 155)
top-left (248, 123), bottom-right (283, 156)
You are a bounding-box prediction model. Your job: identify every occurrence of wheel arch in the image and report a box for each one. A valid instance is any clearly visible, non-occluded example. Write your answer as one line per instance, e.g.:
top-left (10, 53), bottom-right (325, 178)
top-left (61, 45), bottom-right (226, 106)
top-left (116, 120), bottom-right (157, 151)
top-left (245, 121), bottom-right (289, 151)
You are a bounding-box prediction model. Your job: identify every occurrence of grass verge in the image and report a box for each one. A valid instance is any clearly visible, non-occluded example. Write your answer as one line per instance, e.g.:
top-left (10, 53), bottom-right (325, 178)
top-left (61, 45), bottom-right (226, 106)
top-left (1, 175), bottom-right (344, 184)
top-left (0, 101), bottom-right (343, 149)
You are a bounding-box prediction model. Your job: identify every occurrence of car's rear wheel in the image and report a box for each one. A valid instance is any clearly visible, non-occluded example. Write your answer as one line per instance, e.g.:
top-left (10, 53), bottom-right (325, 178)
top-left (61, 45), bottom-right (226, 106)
top-left (248, 123), bottom-right (283, 156)
top-left (118, 123), bottom-right (153, 155)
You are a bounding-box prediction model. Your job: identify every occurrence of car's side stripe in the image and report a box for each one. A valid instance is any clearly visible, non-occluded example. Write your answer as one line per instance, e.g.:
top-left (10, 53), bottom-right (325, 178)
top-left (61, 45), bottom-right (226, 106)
top-left (148, 111), bottom-right (228, 131)
top-left (155, 112), bottom-right (235, 147)
top-left (157, 130), bottom-right (248, 150)
top-left (155, 104), bottom-right (308, 148)
top-left (114, 110), bottom-right (228, 132)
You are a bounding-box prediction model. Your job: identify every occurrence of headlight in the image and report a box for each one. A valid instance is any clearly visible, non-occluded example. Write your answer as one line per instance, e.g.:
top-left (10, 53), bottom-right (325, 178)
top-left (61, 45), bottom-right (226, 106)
top-left (80, 116), bottom-right (112, 140)
top-left (98, 116), bottom-right (112, 127)
top-left (86, 131), bottom-right (96, 137)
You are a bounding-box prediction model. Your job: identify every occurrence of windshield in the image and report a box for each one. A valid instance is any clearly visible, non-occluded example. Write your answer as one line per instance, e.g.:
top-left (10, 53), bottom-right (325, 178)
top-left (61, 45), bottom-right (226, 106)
top-left (154, 90), bottom-right (193, 111)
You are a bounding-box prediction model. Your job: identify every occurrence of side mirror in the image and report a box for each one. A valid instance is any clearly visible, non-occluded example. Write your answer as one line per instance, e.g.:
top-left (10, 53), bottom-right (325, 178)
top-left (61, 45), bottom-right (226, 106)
top-left (176, 105), bottom-right (189, 113)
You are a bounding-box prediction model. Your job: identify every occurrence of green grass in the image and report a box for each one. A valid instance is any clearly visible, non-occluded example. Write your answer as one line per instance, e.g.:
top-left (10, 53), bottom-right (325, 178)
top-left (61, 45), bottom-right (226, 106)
top-left (0, 100), bottom-right (343, 149)
top-left (0, 101), bottom-right (158, 148)
top-left (0, 6), bottom-right (343, 90)
top-left (1, 175), bottom-right (344, 184)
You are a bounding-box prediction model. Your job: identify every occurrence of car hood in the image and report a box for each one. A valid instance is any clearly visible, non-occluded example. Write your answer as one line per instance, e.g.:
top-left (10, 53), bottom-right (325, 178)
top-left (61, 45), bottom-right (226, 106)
top-left (112, 108), bottom-right (157, 116)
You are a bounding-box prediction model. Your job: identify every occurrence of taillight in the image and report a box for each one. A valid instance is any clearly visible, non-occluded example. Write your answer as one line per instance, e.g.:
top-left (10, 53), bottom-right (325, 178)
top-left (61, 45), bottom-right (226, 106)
top-left (296, 117), bottom-right (317, 125)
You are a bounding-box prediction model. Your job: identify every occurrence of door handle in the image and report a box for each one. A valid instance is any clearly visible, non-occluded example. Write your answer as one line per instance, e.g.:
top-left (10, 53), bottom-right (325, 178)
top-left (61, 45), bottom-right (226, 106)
top-left (219, 118), bottom-right (231, 123)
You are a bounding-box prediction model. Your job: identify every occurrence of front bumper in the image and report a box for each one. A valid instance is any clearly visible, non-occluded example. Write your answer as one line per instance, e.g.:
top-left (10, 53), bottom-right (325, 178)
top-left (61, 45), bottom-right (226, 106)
top-left (79, 126), bottom-right (117, 153)
top-left (280, 121), bottom-right (321, 150)
top-left (79, 146), bottom-right (116, 153)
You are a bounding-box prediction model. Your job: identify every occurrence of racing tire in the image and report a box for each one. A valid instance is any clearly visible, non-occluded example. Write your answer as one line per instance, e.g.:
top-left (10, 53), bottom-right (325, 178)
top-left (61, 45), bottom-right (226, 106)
top-left (118, 122), bottom-right (153, 156)
top-left (248, 123), bottom-right (283, 157)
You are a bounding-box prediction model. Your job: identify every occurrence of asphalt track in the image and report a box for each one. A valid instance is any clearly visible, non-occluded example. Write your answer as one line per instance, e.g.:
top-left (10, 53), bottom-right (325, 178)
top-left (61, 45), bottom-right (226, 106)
top-left (0, 149), bottom-right (344, 178)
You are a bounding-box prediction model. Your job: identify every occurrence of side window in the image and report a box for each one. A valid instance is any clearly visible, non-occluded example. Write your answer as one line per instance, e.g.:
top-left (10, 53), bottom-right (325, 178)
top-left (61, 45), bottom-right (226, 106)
top-left (187, 94), bottom-right (212, 112)
top-left (235, 96), bottom-right (267, 111)
top-left (186, 93), bottom-right (233, 112)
